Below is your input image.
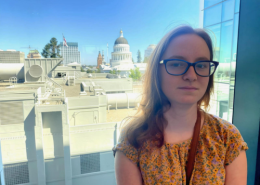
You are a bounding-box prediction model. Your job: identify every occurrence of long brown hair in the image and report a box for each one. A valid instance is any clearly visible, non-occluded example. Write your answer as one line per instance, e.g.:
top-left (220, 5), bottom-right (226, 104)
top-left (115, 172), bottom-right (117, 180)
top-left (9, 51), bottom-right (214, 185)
top-left (123, 25), bottom-right (215, 149)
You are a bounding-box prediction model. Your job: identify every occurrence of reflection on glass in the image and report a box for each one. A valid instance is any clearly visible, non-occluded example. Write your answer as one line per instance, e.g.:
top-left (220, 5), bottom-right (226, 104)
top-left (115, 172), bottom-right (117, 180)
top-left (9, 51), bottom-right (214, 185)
top-left (230, 14), bottom-right (239, 85)
top-left (206, 24), bottom-right (221, 61)
top-left (235, 0), bottom-right (240, 13)
top-left (228, 87), bottom-right (235, 122)
top-left (204, 3), bottom-right (222, 27)
top-left (222, 0), bottom-right (235, 21)
top-left (232, 14), bottom-right (239, 62)
top-left (220, 20), bottom-right (233, 64)
top-left (217, 21), bottom-right (233, 83)
top-left (204, 0), bottom-right (222, 8)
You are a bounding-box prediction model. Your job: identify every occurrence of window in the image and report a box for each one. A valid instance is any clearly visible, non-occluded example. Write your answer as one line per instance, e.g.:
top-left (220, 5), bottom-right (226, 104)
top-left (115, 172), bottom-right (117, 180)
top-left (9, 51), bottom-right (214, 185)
top-left (0, 0), bottom-right (243, 184)
top-left (204, 3), bottom-right (222, 26)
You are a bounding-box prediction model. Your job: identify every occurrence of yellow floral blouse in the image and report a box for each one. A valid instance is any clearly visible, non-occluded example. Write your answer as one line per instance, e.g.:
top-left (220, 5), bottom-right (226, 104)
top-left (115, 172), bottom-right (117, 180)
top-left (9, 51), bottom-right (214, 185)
top-left (113, 111), bottom-right (248, 185)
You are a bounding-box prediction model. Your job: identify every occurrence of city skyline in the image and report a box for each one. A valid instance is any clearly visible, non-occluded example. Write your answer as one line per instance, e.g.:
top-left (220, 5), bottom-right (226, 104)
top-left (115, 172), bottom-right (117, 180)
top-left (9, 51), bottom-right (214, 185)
top-left (0, 0), bottom-right (200, 65)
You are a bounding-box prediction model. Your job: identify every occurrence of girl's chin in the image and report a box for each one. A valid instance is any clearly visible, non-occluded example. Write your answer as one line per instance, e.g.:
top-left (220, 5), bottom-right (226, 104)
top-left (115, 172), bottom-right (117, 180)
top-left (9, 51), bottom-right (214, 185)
top-left (170, 99), bottom-right (199, 105)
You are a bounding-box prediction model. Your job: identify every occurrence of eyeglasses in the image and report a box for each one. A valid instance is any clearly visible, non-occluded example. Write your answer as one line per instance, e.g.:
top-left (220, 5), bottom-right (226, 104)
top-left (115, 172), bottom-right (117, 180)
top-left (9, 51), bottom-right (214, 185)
top-left (160, 59), bottom-right (219, 77)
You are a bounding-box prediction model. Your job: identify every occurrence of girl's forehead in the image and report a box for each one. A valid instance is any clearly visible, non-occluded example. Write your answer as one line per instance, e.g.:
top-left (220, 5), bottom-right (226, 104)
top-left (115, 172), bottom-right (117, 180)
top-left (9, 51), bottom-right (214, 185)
top-left (162, 34), bottom-right (210, 60)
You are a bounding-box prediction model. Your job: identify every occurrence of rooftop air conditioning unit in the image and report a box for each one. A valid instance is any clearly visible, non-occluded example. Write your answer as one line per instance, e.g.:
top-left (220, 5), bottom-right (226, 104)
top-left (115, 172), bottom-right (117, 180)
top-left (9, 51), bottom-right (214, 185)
top-left (29, 64), bottom-right (43, 78)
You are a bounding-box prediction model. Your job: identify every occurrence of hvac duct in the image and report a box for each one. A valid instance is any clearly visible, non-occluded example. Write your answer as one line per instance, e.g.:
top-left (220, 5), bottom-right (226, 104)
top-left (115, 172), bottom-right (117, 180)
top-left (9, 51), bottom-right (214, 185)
top-left (29, 65), bottom-right (43, 78)
top-left (106, 93), bottom-right (141, 109)
top-left (0, 63), bottom-right (24, 80)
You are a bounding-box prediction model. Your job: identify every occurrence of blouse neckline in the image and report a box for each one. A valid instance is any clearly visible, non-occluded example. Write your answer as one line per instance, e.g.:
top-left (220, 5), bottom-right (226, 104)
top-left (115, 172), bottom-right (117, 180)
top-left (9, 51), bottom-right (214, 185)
top-left (164, 110), bottom-right (208, 147)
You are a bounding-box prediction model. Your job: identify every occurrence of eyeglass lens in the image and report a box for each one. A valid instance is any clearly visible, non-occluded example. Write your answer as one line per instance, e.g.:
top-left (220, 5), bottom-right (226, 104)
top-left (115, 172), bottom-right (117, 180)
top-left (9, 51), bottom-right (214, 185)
top-left (166, 60), bottom-right (216, 76)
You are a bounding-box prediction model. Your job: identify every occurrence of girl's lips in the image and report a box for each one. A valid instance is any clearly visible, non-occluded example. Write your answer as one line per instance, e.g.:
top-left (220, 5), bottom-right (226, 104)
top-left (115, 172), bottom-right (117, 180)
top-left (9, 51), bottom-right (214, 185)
top-left (179, 88), bottom-right (198, 91)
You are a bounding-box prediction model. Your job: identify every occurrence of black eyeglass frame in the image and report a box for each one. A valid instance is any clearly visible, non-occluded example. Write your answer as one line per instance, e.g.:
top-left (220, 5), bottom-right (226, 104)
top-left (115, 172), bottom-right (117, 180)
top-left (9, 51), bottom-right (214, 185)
top-left (160, 59), bottom-right (219, 77)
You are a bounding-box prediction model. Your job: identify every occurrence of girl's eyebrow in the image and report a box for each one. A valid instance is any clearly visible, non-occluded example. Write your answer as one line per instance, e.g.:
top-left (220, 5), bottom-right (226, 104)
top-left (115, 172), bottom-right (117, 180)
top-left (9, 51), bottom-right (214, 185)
top-left (168, 55), bottom-right (210, 61)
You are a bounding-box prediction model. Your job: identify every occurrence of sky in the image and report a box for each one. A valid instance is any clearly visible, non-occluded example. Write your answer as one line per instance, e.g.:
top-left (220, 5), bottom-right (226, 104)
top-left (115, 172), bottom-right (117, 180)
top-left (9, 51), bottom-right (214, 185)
top-left (0, 0), bottom-right (200, 65)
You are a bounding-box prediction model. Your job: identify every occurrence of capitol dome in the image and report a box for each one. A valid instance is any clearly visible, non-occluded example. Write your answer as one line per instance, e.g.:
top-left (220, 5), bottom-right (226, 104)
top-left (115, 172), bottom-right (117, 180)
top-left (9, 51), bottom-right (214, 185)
top-left (114, 37), bottom-right (128, 45)
top-left (110, 30), bottom-right (133, 67)
top-left (114, 30), bottom-right (129, 45)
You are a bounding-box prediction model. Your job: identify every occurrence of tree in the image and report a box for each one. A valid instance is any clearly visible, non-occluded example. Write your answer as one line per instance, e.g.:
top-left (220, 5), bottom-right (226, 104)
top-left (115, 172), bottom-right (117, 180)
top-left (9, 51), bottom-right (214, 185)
top-left (87, 69), bottom-right (93, 73)
top-left (41, 37), bottom-right (61, 58)
top-left (97, 68), bottom-right (101, 73)
top-left (42, 44), bottom-right (51, 58)
top-left (137, 50), bottom-right (142, 63)
top-left (129, 67), bottom-right (141, 81)
top-left (109, 69), bottom-right (117, 74)
top-left (81, 67), bottom-right (85, 72)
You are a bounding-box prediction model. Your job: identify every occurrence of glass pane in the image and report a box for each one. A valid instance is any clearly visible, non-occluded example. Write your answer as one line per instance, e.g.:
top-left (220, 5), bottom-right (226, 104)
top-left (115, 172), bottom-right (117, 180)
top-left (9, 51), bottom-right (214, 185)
top-left (222, 0), bottom-right (235, 21)
top-left (204, 3), bottom-right (222, 27)
top-left (206, 24), bottom-right (221, 61)
top-left (219, 20), bottom-right (233, 64)
top-left (227, 14), bottom-right (239, 123)
top-left (204, 0), bottom-right (222, 8)
top-left (235, 0), bottom-right (240, 13)
top-left (215, 21), bottom-right (233, 85)
top-left (231, 14), bottom-right (239, 83)
top-left (228, 86), bottom-right (235, 122)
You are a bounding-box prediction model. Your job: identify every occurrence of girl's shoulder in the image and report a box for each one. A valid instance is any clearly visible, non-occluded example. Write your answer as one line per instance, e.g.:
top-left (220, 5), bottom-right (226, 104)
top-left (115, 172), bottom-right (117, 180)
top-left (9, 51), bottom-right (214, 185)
top-left (204, 111), bottom-right (238, 133)
top-left (203, 111), bottom-right (247, 146)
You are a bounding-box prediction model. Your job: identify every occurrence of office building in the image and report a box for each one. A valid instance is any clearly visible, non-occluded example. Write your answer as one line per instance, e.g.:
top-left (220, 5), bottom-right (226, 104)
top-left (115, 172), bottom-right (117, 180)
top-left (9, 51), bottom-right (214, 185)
top-left (60, 42), bottom-right (81, 66)
top-left (0, 50), bottom-right (25, 63)
top-left (27, 50), bottom-right (41, 59)
top-left (144, 44), bottom-right (156, 59)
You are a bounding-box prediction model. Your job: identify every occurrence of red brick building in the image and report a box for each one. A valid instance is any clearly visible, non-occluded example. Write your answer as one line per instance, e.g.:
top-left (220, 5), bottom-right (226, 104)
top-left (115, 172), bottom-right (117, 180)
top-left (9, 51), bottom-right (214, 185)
top-left (97, 51), bottom-right (102, 68)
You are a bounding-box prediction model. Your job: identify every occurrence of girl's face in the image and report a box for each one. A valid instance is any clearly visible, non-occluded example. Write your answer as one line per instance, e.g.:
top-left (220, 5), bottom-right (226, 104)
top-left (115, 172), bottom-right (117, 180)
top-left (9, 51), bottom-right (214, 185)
top-left (160, 34), bottom-right (210, 107)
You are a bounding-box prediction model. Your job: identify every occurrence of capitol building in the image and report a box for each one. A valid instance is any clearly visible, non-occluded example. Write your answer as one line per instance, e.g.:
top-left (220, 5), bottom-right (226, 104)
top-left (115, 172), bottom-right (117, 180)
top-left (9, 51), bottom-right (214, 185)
top-left (100, 29), bottom-right (147, 77)
top-left (110, 30), bottom-right (133, 67)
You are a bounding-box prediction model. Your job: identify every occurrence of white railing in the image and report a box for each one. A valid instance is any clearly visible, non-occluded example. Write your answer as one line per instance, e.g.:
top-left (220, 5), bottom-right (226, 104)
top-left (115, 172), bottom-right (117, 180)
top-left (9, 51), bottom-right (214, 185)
top-left (36, 75), bottom-right (65, 105)
top-left (45, 75), bottom-right (62, 93)
top-left (9, 77), bottom-right (17, 87)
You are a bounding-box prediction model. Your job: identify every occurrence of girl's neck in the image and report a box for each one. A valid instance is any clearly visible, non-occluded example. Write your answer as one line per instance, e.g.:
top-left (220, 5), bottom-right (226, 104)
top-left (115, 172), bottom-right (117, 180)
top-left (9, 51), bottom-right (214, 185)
top-left (163, 104), bottom-right (199, 132)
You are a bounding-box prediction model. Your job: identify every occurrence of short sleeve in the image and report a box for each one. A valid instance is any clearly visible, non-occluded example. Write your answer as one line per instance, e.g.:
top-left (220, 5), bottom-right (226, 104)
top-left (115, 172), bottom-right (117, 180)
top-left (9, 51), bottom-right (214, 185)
top-left (224, 123), bottom-right (248, 166)
top-left (112, 129), bottom-right (139, 167)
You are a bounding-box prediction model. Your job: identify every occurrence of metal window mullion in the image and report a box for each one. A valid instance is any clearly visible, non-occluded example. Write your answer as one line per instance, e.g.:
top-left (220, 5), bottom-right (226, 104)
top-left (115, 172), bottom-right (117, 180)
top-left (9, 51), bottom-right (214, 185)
top-left (203, 0), bottom-right (226, 11)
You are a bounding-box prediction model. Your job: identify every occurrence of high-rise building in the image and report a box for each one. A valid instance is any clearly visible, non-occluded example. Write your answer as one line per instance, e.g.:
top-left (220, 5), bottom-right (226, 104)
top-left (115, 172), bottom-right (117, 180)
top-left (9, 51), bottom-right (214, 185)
top-left (0, 50), bottom-right (25, 63)
top-left (27, 50), bottom-right (41, 59)
top-left (144, 44), bottom-right (156, 59)
top-left (60, 42), bottom-right (81, 65)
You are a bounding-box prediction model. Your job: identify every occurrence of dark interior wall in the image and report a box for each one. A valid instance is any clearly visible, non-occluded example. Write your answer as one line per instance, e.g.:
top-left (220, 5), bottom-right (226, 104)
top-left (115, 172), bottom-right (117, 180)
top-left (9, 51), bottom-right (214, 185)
top-left (233, 0), bottom-right (260, 184)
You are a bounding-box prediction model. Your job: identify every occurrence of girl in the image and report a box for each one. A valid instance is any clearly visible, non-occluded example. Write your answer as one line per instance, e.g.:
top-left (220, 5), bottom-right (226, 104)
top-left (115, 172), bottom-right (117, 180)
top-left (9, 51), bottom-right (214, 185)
top-left (113, 25), bottom-right (248, 185)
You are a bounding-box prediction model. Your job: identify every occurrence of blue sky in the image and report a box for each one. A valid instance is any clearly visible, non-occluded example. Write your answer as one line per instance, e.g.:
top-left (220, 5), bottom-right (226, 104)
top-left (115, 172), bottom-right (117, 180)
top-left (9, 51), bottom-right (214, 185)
top-left (0, 0), bottom-right (200, 65)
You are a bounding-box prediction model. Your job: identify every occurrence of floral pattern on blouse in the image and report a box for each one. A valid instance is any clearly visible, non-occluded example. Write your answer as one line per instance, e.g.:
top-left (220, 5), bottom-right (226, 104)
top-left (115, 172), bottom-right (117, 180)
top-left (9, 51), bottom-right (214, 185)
top-left (112, 111), bottom-right (248, 185)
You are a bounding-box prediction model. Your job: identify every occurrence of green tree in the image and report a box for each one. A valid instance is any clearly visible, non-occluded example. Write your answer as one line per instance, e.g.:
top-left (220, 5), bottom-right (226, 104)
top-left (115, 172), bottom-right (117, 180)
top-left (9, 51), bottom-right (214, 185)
top-left (86, 69), bottom-right (93, 73)
top-left (109, 69), bottom-right (117, 74)
top-left (41, 44), bottom-right (51, 58)
top-left (97, 68), bottom-right (101, 73)
top-left (137, 50), bottom-right (142, 63)
top-left (41, 37), bottom-right (61, 58)
top-left (129, 67), bottom-right (141, 81)
top-left (81, 67), bottom-right (85, 72)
